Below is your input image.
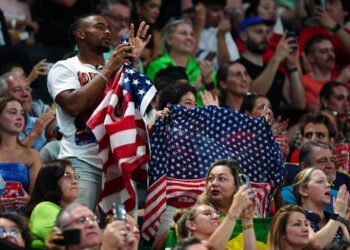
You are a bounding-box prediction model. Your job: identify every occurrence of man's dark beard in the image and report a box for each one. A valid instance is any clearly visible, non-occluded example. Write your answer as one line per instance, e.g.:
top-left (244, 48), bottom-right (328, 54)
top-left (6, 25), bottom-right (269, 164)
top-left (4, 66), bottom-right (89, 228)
top-left (96, 45), bottom-right (110, 53)
top-left (245, 38), bottom-right (267, 55)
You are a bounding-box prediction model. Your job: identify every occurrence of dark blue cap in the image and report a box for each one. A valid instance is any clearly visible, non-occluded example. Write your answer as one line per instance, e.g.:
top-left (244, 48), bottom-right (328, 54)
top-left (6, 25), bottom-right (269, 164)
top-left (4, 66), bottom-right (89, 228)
top-left (238, 17), bottom-right (275, 33)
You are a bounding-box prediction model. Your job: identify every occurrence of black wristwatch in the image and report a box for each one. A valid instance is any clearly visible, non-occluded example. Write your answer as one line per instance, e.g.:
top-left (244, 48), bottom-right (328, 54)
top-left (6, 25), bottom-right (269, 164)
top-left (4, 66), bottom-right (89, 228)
top-left (332, 23), bottom-right (341, 34)
top-left (330, 213), bottom-right (343, 222)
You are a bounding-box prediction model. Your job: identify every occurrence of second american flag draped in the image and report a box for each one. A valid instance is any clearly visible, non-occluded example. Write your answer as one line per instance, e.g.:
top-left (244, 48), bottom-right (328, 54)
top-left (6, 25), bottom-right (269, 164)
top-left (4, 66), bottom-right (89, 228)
top-left (87, 64), bottom-right (156, 214)
top-left (142, 105), bottom-right (285, 241)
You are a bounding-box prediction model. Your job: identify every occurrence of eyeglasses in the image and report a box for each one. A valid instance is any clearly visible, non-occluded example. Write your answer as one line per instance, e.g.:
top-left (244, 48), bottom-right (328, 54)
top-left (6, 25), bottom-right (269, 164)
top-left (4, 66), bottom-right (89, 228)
top-left (0, 227), bottom-right (21, 238)
top-left (105, 14), bottom-right (130, 25)
top-left (73, 215), bottom-right (99, 226)
top-left (63, 172), bottom-right (80, 181)
top-left (193, 210), bottom-right (219, 219)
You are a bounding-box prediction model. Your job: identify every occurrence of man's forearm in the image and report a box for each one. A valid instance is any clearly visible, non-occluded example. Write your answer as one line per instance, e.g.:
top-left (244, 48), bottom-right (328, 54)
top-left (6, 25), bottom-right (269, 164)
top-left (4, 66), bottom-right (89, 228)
top-left (288, 70), bottom-right (306, 109)
top-left (335, 27), bottom-right (350, 55)
top-left (55, 71), bottom-right (110, 117)
top-left (251, 56), bottom-right (281, 94)
top-left (217, 34), bottom-right (231, 66)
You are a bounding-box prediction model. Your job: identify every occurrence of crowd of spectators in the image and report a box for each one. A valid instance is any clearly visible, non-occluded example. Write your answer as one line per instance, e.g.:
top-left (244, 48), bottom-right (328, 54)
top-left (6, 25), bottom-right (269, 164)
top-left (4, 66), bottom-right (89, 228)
top-left (0, 0), bottom-right (350, 249)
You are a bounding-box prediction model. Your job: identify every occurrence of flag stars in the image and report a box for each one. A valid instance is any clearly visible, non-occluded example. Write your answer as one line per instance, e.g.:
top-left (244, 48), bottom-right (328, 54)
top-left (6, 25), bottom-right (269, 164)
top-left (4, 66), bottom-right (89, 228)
top-left (123, 77), bottom-right (129, 83)
top-left (127, 68), bottom-right (135, 74)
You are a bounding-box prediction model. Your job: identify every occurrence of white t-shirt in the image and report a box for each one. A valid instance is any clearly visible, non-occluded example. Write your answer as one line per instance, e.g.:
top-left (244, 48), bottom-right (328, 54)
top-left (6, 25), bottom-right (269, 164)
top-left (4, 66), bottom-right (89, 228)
top-left (47, 56), bottom-right (103, 168)
top-left (197, 27), bottom-right (240, 71)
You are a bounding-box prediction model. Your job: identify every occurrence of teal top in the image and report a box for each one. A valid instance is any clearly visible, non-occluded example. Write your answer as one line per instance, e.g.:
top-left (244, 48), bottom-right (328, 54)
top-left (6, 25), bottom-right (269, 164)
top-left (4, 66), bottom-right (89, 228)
top-left (74, 45), bottom-right (144, 74)
top-left (29, 201), bottom-right (61, 248)
top-left (104, 48), bottom-right (144, 74)
top-left (146, 53), bottom-right (206, 106)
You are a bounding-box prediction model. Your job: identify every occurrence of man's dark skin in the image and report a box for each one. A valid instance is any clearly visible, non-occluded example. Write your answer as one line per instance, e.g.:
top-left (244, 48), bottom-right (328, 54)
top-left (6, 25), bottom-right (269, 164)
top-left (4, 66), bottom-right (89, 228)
top-left (55, 15), bottom-right (151, 117)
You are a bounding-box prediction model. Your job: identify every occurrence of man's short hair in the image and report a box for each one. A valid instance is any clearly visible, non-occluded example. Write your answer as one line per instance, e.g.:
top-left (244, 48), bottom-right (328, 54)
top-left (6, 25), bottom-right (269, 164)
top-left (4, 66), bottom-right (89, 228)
top-left (304, 35), bottom-right (331, 56)
top-left (56, 203), bottom-right (86, 229)
top-left (69, 14), bottom-right (103, 42)
top-left (0, 71), bottom-right (24, 96)
top-left (171, 237), bottom-right (203, 250)
top-left (299, 112), bottom-right (336, 140)
top-left (100, 0), bottom-right (133, 15)
top-left (299, 140), bottom-right (332, 166)
top-left (320, 81), bottom-right (347, 101)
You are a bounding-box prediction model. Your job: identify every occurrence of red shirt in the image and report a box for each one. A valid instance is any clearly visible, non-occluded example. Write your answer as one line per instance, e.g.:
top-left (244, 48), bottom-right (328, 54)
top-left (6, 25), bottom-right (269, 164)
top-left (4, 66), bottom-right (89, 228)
top-left (298, 26), bottom-right (350, 73)
top-left (290, 149), bottom-right (300, 164)
top-left (301, 73), bottom-right (335, 106)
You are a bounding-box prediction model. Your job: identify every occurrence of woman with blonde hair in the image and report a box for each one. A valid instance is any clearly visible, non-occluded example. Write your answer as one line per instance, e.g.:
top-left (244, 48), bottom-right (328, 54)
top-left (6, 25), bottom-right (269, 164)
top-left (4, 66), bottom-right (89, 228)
top-left (146, 18), bottom-right (213, 107)
top-left (293, 167), bottom-right (350, 249)
top-left (267, 204), bottom-right (309, 250)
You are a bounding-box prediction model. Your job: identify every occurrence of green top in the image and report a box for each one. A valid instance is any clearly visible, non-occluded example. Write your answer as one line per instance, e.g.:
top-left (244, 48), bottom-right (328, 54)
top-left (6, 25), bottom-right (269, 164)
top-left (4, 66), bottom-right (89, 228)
top-left (274, 0), bottom-right (295, 10)
top-left (29, 201), bottom-right (61, 248)
top-left (146, 53), bottom-right (206, 107)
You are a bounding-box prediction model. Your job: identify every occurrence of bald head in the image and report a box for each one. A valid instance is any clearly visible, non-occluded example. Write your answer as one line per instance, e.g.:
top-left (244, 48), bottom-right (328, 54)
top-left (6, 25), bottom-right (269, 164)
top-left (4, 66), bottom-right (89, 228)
top-left (72, 15), bottom-right (112, 53)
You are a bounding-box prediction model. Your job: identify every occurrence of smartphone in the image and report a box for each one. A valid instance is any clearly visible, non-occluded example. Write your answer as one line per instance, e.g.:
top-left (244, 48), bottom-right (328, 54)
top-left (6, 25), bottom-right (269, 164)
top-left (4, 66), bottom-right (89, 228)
top-left (54, 228), bottom-right (81, 246)
top-left (286, 27), bottom-right (297, 51)
top-left (4, 182), bottom-right (21, 199)
top-left (239, 174), bottom-right (251, 189)
top-left (204, 52), bottom-right (216, 62)
top-left (113, 203), bottom-right (126, 222)
top-left (239, 174), bottom-right (254, 201)
top-left (314, 0), bottom-right (322, 12)
top-left (45, 62), bottom-right (54, 73)
top-left (120, 36), bottom-right (133, 62)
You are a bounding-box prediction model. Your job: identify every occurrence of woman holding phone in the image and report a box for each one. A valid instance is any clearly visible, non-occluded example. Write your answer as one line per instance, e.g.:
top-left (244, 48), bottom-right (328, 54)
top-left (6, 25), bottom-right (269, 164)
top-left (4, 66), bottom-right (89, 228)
top-left (154, 159), bottom-right (262, 249)
top-left (0, 96), bottom-right (41, 211)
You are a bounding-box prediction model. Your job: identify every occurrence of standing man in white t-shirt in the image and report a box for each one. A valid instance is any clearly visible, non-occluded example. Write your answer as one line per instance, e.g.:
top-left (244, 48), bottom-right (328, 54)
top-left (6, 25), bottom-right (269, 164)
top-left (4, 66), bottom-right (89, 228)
top-left (47, 14), bottom-right (150, 211)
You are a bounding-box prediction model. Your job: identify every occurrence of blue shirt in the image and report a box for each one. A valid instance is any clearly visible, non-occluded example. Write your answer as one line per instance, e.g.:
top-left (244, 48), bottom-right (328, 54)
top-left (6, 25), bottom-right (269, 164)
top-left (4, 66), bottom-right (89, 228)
top-left (19, 113), bottom-right (47, 151)
top-left (282, 185), bottom-right (337, 213)
top-left (284, 162), bottom-right (350, 191)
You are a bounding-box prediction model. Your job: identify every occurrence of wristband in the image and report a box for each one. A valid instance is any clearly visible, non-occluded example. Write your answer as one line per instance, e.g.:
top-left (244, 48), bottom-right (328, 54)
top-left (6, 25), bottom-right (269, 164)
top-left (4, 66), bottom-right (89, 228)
top-left (227, 213), bottom-right (238, 221)
top-left (242, 224), bottom-right (254, 230)
top-left (45, 132), bottom-right (56, 140)
top-left (204, 81), bottom-right (215, 91)
top-left (332, 23), bottom-right (341, 34)
top-left (96, 71), bottom-right (108, 83)
top-left (287, 67), bottom-right (298, 74)
top-left (330, 213), bottom-right (344, 223)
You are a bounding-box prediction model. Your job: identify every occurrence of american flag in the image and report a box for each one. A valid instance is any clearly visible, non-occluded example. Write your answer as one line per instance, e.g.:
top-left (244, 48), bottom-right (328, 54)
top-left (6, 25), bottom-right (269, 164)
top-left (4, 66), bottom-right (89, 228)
top-left (142, 105), bottom-right (285, 241)
top-left (87, 64), bottom-right (156, 214)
